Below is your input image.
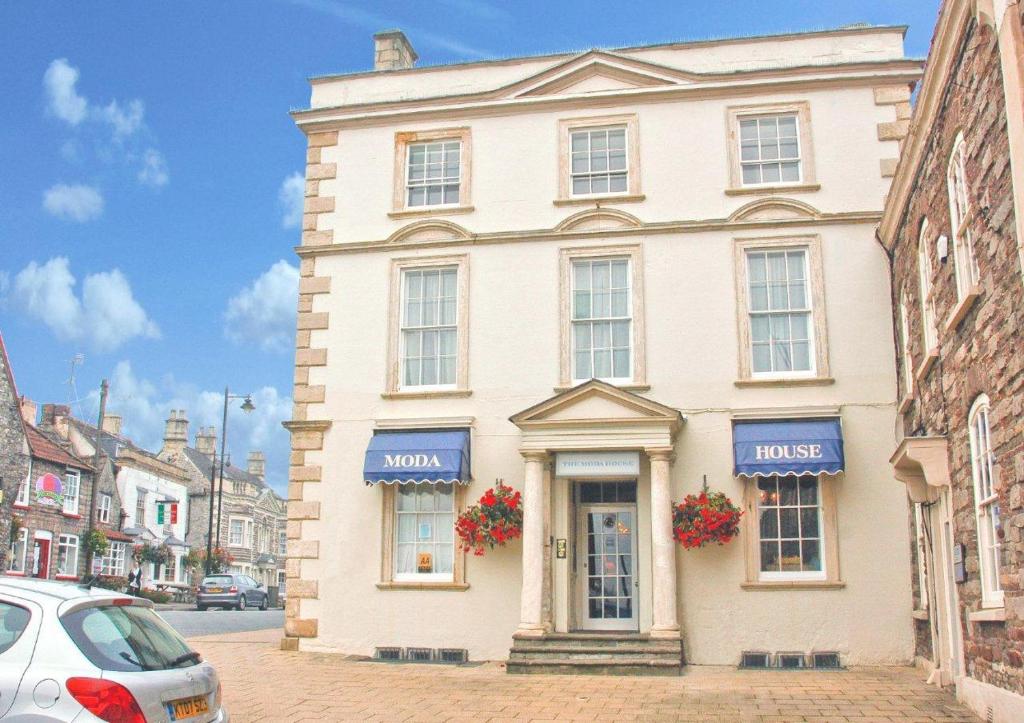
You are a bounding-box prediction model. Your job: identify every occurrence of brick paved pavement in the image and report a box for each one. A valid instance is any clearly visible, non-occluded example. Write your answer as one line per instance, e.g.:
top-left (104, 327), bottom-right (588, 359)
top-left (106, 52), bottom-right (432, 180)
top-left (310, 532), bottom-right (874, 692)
top-left (188, 630), bottom-right (979, 722)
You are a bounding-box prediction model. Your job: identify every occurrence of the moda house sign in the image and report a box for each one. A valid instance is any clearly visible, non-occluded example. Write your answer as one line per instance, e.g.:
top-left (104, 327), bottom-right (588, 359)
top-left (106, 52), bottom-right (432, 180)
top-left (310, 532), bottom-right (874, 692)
top-left (555, 451), bottom-right (641, 478)
top-left (383, 453), bottom-right (442, 468)
top-left (753, 443), bottom-right (824, 461)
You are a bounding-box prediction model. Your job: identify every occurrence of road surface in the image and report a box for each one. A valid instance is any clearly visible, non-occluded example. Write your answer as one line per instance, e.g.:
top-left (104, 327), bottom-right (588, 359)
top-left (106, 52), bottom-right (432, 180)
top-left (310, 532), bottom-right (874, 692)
top-left (160, 608), bottom-right (284, 639)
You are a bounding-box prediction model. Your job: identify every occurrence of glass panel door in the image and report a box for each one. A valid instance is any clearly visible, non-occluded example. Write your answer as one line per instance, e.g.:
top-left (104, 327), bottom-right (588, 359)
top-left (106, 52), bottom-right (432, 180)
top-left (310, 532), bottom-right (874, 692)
top-left (578, 504), bottom-right (638, 630)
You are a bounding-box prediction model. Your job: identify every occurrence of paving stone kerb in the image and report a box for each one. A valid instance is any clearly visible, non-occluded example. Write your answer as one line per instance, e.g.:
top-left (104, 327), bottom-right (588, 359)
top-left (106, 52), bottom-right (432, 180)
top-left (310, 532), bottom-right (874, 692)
top-left (190, 630), bottom-right (978, 722)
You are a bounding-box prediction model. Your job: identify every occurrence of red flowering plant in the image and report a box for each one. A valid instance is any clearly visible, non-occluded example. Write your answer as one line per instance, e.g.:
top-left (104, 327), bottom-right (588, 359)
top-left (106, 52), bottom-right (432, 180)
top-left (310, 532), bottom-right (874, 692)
top-left (672, 483), bottom-right (743, 549)
top-left (455, 481), bottom-right (524, 556)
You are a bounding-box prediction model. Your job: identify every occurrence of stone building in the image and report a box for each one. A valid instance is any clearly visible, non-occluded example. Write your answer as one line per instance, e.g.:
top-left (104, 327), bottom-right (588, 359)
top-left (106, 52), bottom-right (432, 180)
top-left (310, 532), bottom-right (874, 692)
top-left (883, 0), bottom-right (1024, 720)
top-left (0, 333), bottom-right (30, 571)
top-left (158, 411), bottom-right (286, 589)
top-left (281, 25), bottom-right (923, 670)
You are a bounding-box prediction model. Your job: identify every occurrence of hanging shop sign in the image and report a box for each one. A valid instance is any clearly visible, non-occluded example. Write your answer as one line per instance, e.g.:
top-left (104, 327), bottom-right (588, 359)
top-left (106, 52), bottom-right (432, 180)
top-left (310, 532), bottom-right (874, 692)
top-left (555, 451), bottom-right (640, 478)
top-left (35, 473), bottom-right (64, 508)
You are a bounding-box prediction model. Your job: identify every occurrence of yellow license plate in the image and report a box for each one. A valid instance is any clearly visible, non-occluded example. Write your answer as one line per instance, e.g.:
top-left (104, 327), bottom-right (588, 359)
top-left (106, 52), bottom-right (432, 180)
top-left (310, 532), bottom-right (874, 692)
top-left (170, 695), bottom-right (209, 720)
top-left (207, 588), bottom-right (222, 593)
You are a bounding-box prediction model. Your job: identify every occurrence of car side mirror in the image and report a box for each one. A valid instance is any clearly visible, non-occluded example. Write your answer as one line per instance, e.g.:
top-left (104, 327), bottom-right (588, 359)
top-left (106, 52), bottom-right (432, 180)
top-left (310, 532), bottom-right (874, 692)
top-left (257, 582), bottom-right (264, 588)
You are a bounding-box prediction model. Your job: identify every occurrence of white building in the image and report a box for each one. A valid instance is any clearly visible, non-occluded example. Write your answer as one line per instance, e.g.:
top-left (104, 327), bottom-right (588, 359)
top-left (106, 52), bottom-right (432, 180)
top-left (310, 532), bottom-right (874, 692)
top-left (282, 25), bottom-right (923, 671)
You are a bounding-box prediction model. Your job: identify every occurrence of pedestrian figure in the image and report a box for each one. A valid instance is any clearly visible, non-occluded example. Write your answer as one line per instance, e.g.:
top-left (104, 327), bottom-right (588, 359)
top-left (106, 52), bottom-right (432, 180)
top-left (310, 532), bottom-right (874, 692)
top-left (126, 562), bottom-right (142, 596)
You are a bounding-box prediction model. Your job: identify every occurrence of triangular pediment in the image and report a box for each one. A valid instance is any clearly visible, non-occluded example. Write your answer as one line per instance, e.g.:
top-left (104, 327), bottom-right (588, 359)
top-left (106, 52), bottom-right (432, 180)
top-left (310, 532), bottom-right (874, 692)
top-left (498, 51), bottom-right (699, 100)
top-left (510, 379), bottom-right (682, 429)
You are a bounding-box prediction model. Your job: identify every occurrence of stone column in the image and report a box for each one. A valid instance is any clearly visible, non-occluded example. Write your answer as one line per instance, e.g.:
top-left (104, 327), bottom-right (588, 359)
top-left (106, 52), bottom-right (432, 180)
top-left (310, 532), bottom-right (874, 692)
top-left (516, 450), bottom-right (547, 637)
top-left (647, 447), bottom-right (680, 638)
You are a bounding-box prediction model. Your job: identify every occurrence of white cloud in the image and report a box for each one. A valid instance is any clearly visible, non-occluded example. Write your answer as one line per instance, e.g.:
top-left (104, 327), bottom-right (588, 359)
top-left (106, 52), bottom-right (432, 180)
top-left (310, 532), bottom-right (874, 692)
top-left (138, 148), bottom-right (169, 187)
top-left (278, 172), bottom-right (305, 229)
top-left (85, 361), bottom-right (293, 492)
top-left (11, 257), bottom-right (159, 352)
top-left (44, 58), bottom-right (88, 125)
top-left (42, 183), bottom-right (104, 222)
top-left (101, 98), bottom-right (145, 139)
top-left (224, 261), bottom-right (299, 352)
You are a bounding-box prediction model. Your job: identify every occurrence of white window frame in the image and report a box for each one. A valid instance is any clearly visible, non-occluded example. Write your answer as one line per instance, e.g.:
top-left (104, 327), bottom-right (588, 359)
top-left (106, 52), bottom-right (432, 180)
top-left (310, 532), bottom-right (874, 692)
top-left (569, 125), bottom-right (629, 198)
top-left (164, 553), bottom-right (177, 582)
top-left (98, 493), bottom-right (112, 524)
top-left (393, 483), bottom-right (456, 583)
top-left (947, 132), bottom-right (979, 299)
top-left (917, 220), bottom-right (938, 353)
top-left (229, 519), bottom-right (244, 547)
top-left (726, 102), bottom-right (817, 193)
top-left (100, 541), bottom-right (126, 577)
top-left (63, 469), bottom-right (80, 516)
top-left (737, 113), bottom-right (803, 187)
top-left (745, 247), bottom-right (816, 378)
top-left (899, 296), bottom-right (914, 401)
top-left (279, 530), bottom-right (287, 556)
top-left (10, 528), bottom-right (28, 573)
top-left (399, 266), bottom-right (459, 391)
top-left (57, 534), bottom-right (79, 578)
top-left (15, 460), bottom-right (31, 506)
top-left (405, 139), bottom-right (461, 209)
top-left (570, 257), bottom-right (634, 385)
top-left (755, 474), bottom-right (827, 582)
top-left (969, 395), bottom-right (1003, 608)
top-left (135, 491), bottom-right (146, 527)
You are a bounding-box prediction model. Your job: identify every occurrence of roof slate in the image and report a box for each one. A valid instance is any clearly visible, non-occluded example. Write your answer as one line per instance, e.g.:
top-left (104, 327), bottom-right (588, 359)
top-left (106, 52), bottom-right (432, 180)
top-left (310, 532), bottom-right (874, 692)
top-left (182, 447), bottom-right (267, 489)
top-left (26, 423), bottom-right (91, 470)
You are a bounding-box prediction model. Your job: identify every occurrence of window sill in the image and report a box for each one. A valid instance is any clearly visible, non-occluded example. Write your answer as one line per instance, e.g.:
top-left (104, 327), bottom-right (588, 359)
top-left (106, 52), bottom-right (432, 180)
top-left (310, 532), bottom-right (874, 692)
top-left (914, 348), bottom-right (939, 382)
top-left (55, 574), bottom-right (78, 581)
top-left (553, 194), bottom-right (645, 207)
top-left (554, 383), bottom-right (650, 393)
top-left (943, 286), bottom-right (981, 332)
top-left (741, 580), bottom-right (845, 591)
top-left (4, 571), bottom-right (25, 577)
top-left (387, 205), bottom-right (474, 220)
top-left (62, 513), bottom-right (82, 519)
top-left (734, 377), bottom-right (835, 388)
top-left (898, 395), bottom-right (914, 414)
top-left (381, 389), bottom-right (473, 400)
top-left (376, 581), bottom-right (469, 591)
top-left (968, 607), bottom-right (1006, 622)
top-left (12, 504), bottom-right (29, 510)
top-left (911, 608), bottom-right (930, 621)
top-left (725, 183), bottom-right (821, 197)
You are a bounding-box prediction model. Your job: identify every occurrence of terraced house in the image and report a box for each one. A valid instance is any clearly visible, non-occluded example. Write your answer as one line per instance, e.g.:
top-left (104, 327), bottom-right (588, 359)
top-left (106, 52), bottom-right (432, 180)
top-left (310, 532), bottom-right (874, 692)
top-left (884, 0), bottom-right (1024, 720)
top-left (282, 24), bottom-right (925, 671)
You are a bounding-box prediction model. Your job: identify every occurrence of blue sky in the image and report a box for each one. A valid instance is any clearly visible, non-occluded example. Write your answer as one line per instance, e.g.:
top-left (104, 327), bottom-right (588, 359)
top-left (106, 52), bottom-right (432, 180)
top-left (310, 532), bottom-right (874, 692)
top-left (0, 1), bottom-right (939, 493)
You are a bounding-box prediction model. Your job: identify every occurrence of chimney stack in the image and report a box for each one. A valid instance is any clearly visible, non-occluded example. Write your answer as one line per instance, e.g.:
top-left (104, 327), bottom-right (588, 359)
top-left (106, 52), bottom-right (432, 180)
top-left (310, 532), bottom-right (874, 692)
top-left (373, 30), bottom-right (417, 71)
top-left (41, 403), bottom-right (70, 439)
top-left (162, 409), bottom-right (189, 455)
top-left (19, 397), bottom-right (37, 426)
top-left (101, 413), bottom-right (122, 436)
top-left (195, 426), bottom-right (217, 457)
top-left (247, 451), bottom-right (265, 481)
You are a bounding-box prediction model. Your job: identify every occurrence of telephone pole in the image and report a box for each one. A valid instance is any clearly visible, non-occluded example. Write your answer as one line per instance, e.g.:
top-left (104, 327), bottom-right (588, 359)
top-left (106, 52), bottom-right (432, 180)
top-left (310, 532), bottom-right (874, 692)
top-left (85, 379), bottom-right (108, 575)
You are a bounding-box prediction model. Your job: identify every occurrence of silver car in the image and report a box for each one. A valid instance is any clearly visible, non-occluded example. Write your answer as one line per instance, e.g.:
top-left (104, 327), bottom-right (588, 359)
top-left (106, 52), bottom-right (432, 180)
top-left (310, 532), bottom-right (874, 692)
top-left (0, 577), bottom-right (228, 722)
top-left (195, 575), bottom-right (269, 612)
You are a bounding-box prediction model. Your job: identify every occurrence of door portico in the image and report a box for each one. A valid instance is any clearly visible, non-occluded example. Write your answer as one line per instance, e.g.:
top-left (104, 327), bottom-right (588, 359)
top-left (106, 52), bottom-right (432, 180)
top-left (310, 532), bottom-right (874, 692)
top-left (509, 380), bottom-right (684, 640)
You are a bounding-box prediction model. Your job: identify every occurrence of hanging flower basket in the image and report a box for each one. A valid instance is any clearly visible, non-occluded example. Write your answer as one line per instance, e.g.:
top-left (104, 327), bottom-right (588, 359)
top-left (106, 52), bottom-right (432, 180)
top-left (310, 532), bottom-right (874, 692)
top-left (672, 485), bottom-right (743, 549)
top-left (455, 481), bottom-right (523, 556)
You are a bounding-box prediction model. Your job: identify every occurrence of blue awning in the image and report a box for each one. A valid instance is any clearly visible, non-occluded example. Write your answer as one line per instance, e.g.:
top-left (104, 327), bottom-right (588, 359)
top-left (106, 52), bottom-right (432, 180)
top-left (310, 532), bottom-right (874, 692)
top-left (363, 430), bottom-right (471, 485)
top-left (733, 419), bottom-right (844, 478)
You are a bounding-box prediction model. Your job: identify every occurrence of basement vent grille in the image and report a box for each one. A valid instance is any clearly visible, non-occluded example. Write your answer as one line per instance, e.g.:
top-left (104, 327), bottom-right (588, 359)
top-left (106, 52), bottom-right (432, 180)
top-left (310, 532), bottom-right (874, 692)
top-left (777, 652), bottom-right (807, 669)
top-left (438, 648), bottom-right (468, 664)
top-left (405, 647), bottom-right (433, 662)
top-left (811, 651), bottom-right (841, 669)
top-left (374, 647), bottom-right (402, 661)
top-left (740, 651), bottom-right (771, 669)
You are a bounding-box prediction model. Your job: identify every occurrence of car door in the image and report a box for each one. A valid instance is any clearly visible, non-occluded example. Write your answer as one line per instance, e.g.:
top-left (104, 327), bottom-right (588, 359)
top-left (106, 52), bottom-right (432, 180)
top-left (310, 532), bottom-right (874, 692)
top-left (0, 595), bottom-right (43, 718)
top-left (245, 576), bottom-right (263, 603)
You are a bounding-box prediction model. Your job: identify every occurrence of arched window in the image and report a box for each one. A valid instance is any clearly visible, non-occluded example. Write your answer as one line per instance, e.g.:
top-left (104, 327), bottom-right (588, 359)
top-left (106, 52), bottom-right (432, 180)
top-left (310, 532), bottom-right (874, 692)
top-left (968, 394), bottom-right (1002, 606)
top-left (917, 219), bottom-right (938, 353)
top-left (947, 133), bottom-right (979, 299)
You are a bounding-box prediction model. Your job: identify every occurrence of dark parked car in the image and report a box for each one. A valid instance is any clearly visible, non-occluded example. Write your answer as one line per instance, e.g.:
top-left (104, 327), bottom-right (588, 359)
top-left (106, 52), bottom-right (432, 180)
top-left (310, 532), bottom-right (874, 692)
top-left (196, 574), bottom-right (269, 611)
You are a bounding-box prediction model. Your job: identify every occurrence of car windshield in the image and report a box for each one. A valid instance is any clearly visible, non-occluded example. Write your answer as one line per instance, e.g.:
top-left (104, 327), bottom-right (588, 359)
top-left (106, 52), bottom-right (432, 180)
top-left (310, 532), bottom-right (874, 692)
top-left (202, 576), bottom-right (233, 586)
top-left (0, 602), bottom-right (31, 654)
top-left (61, 604), bottom-right (200, 672)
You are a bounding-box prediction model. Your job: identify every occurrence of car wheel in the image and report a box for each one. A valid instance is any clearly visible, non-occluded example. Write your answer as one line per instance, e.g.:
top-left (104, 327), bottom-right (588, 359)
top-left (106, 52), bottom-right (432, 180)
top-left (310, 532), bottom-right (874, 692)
top-left (197, 605), bottom-right (207, 611)
top-left (259, 596), bottom-right (268, 611)
top-left (237, 595), bottom-right (247, 611)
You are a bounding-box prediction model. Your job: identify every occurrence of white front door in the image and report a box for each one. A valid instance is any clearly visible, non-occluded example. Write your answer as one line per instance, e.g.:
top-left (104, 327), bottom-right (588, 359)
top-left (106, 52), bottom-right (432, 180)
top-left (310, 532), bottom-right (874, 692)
top-left (929, 488), bottom-right (964, 686)
top-left (578, 504), bottom-right (639, 631)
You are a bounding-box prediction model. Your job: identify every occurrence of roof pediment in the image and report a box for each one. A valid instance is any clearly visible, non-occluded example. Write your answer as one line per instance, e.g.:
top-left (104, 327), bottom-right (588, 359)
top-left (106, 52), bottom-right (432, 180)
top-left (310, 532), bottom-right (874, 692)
top-left (500, 50), bottom-right (698, 99)
top-left (510, 379), bottom-right (682, 430)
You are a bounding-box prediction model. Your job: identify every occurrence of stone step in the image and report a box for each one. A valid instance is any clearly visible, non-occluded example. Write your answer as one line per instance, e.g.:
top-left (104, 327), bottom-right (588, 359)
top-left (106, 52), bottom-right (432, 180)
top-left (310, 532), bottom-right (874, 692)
top-left (509, 645), bottom-right (682, 661)
top-left (506, 658), bottom-right (683, 676)
top-left (513, 633), bottom-right (680, 649)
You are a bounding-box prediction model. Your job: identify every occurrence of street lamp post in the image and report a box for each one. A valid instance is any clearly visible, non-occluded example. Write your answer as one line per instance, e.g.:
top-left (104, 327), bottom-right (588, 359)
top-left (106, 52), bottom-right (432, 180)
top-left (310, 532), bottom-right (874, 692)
top-left (203, 387), bottom-right (255, 577)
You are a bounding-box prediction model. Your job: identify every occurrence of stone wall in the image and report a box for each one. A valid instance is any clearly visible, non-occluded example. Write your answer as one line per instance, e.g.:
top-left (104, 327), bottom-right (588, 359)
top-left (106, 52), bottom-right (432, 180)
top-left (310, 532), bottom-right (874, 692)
top-left (891, 16), bottom-right (1024, 694)
top-left (0, 350), bottom-right (28, 572)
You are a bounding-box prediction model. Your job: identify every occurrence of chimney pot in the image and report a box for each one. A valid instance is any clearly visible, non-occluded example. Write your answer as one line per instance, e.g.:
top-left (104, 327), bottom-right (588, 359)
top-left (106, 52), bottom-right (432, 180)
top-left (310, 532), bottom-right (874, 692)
top-left (101, 413), bottom-right (122, 436)
top-left (373, 29), bottom-right (417, 71)
top-left (247, 451), bottom-right (266, 481)
top-left (161, 408), bottom-right (189, 456)
top-left (195, 426), bottom-right (217, 457)
top-left (19, 397), bottom-right (37, 426)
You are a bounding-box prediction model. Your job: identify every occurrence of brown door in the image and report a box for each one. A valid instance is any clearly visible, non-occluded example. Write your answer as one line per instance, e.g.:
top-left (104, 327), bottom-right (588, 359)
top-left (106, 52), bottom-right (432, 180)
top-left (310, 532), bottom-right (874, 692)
top-left (32, 539), bottom-right (51, 579)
